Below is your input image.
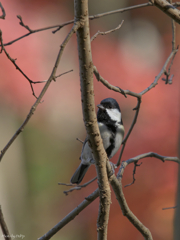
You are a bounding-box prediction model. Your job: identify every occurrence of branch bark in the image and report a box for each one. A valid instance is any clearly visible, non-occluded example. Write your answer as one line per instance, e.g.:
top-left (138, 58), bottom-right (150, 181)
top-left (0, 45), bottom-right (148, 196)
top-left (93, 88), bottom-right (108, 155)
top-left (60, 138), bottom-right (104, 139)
top-left (153, 0), bottom-right (180, 23)
top-left (74, 1), bottom-right (111, 239)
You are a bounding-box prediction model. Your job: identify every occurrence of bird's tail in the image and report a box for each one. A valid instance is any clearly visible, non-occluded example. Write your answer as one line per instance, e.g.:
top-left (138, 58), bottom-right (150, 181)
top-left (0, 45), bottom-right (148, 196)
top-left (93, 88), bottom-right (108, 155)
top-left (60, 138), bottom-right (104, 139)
top-left (70, 163), bottom-right (90, 184)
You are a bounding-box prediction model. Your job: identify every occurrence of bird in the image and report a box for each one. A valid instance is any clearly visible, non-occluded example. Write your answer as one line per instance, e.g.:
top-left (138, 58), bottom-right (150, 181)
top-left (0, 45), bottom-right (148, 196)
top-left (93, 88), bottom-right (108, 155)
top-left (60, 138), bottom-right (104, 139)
top-left (70, 98), bottom-right (125, 184)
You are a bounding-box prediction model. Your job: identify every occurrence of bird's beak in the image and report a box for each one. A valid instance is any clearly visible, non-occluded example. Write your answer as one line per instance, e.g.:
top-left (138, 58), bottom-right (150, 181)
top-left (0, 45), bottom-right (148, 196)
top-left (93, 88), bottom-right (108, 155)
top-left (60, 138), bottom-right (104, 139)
top-left (97, 104), bottom-right (105, 110)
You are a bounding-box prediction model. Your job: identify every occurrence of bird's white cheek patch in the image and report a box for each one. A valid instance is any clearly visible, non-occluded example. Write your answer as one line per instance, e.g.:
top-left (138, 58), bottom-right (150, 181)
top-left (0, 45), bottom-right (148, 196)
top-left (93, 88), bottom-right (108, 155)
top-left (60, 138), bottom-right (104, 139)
top-left (106, 109), bottom-right (121, 122)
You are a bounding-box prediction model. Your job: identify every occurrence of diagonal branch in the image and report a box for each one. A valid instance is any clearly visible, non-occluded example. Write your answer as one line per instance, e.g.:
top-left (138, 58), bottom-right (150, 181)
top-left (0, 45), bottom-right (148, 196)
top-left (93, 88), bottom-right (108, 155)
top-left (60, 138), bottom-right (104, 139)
top-left (140, 48), bottom-right (178, 95)
top-left (58, 177), bottom-right (97, 195)
top-left (38, 188), bottom-right (99, 240)
top-left (153, 0), bottom-right (180, 23)
top-left (3, 19), bottom-right (74, 46)
top-left (0, 205), bottom-right (11, 240)
top-left (0, 22), bottom-right (80, 162)
top-left (91, 20), bottom-right (124, 42)
top-left (109, 172), bottom-right (153, 240)
top-left (0, 2), bottom-right (5, 19)
top-left (117, 98), bottom-right (141, 166)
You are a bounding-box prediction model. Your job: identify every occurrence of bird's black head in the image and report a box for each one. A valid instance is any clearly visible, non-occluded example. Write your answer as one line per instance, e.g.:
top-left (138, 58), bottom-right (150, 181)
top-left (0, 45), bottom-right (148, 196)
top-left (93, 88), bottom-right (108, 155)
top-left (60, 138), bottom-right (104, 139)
top-left (97, 98), bottom-right (122, 125)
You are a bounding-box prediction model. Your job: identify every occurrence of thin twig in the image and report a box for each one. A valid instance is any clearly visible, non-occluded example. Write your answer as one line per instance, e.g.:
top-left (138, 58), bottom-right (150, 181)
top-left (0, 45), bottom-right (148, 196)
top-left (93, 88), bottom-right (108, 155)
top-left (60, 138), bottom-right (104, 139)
top-left (3, 19), bottom-right (75, 46)
top-left (140, 48), bottom-right (178, 95)
top-left (17, 15), bottom-right (33, 33)
top-left (76, 138), bottom-right (84, 144)
top-left (38, 188), bottom-right (99, 240)
top-left (124, 162), bottom-right (142, 187)
top-left (89, 2), bottom-right (152, 20)
top-left (55, 69), bottom-right (73, 80)
top-left (0, 30), bottom-right (46, 98)
top-left (91, 20), bottom-right (124, 42)
top-left (162, 206), bottom-right (177, 210)
top-left (0, 2), bottom-right (5, 19)
top-left (58, 177), bottom-right (97, 195)
top-left (0, 206), bottom-right (11, 240)
top-left (117, 98), bottom-right (141, 166)
top-left (118, 153), bottom-right (180, 180)
top-left (0, 22), bottom-right (81, 162)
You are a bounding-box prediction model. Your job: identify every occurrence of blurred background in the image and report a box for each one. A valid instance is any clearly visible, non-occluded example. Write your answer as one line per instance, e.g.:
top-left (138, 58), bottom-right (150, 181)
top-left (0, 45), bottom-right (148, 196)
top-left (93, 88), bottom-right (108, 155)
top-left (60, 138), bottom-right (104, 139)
top-left (0, 0), bottom-right (180, 239)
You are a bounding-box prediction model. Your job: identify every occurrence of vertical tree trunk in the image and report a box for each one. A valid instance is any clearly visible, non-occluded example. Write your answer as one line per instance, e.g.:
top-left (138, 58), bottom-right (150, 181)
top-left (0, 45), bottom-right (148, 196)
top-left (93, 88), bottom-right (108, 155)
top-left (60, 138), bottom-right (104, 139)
top-left (74, 1), bottom-right (111, 239)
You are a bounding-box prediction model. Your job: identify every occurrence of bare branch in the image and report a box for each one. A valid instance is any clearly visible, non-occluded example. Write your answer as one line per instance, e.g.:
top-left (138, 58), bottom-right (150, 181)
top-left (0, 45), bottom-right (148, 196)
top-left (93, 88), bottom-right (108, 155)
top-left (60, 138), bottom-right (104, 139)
top-left (124, 162), bottom-right (142, 187)
top-left (58, 177), bottom-right (97, 195)
top-left (89, 2), bottom-right (152, 20)
top-left (0, 22), bottom-right (81, 162)
top-left (0, 30), bottom-right (46, 98)
top-left (76, 137), bottom-right (84, 144)
top-left (55, 69), bottom-right (73, 80)
top-left (140, 48), bottom-right (178, 95)
top-left (118, 153), bottom-right (180, 180)
top-left (153, 0), bottom-right (180, 23)
top-left (3, 20), bottom-right (74, 46)
top-left (117, 98), bottom-right (141, 166)
top-left (0, 206), bottom-right (11, 240)
top-left (0, 2), bottom-right (5, 19)
top-left (91, 20), bottom-right (124, 42)
top-left (109, 170), bottom-right (153, 240)
top-left (93, 66), bottom-right (141, 98)
top-left (162, 206), bottom-right (177, 210)
top-left (38, 188), bottom-right (99, 240)
top-left (17, 15), bottom-right (33, 33)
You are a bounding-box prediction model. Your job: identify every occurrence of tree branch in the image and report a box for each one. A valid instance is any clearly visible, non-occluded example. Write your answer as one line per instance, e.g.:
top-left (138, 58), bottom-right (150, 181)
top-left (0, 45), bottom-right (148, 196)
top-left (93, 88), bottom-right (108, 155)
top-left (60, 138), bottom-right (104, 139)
top-left (3, 18), bottom-right (74, 46)
top-left (89, 2), bottom-right (152, 20)
top-left (0, 205), bottom-right (11, 240)
top-left (0, 30), bottom-right (47, 98)
top-left (0, 2), bottom-right (5, 19)
top-left (109, 172), bottom-right (153, 240)
top-left (140, 48), bottom-right (178, 95)
top-left (117, 98), bottom-right (141, 166)
top-left (91, 20), bottom-right (124, 42)
top-left (38, 188), bottom-right (99, 240)
top-left (58, 177), bottom-right (97, 195)
top-left (0, 22), bottom-right (80, 162)
top-left (153, 0), bottom-right (180, 23)
top-left (75, 1), bottom-right (111, 239)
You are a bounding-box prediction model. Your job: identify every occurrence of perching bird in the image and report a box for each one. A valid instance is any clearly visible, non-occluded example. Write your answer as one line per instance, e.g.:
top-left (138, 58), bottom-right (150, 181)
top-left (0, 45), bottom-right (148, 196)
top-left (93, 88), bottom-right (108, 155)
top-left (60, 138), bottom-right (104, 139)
top-left (70, 98), bottom-right (124, 184)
